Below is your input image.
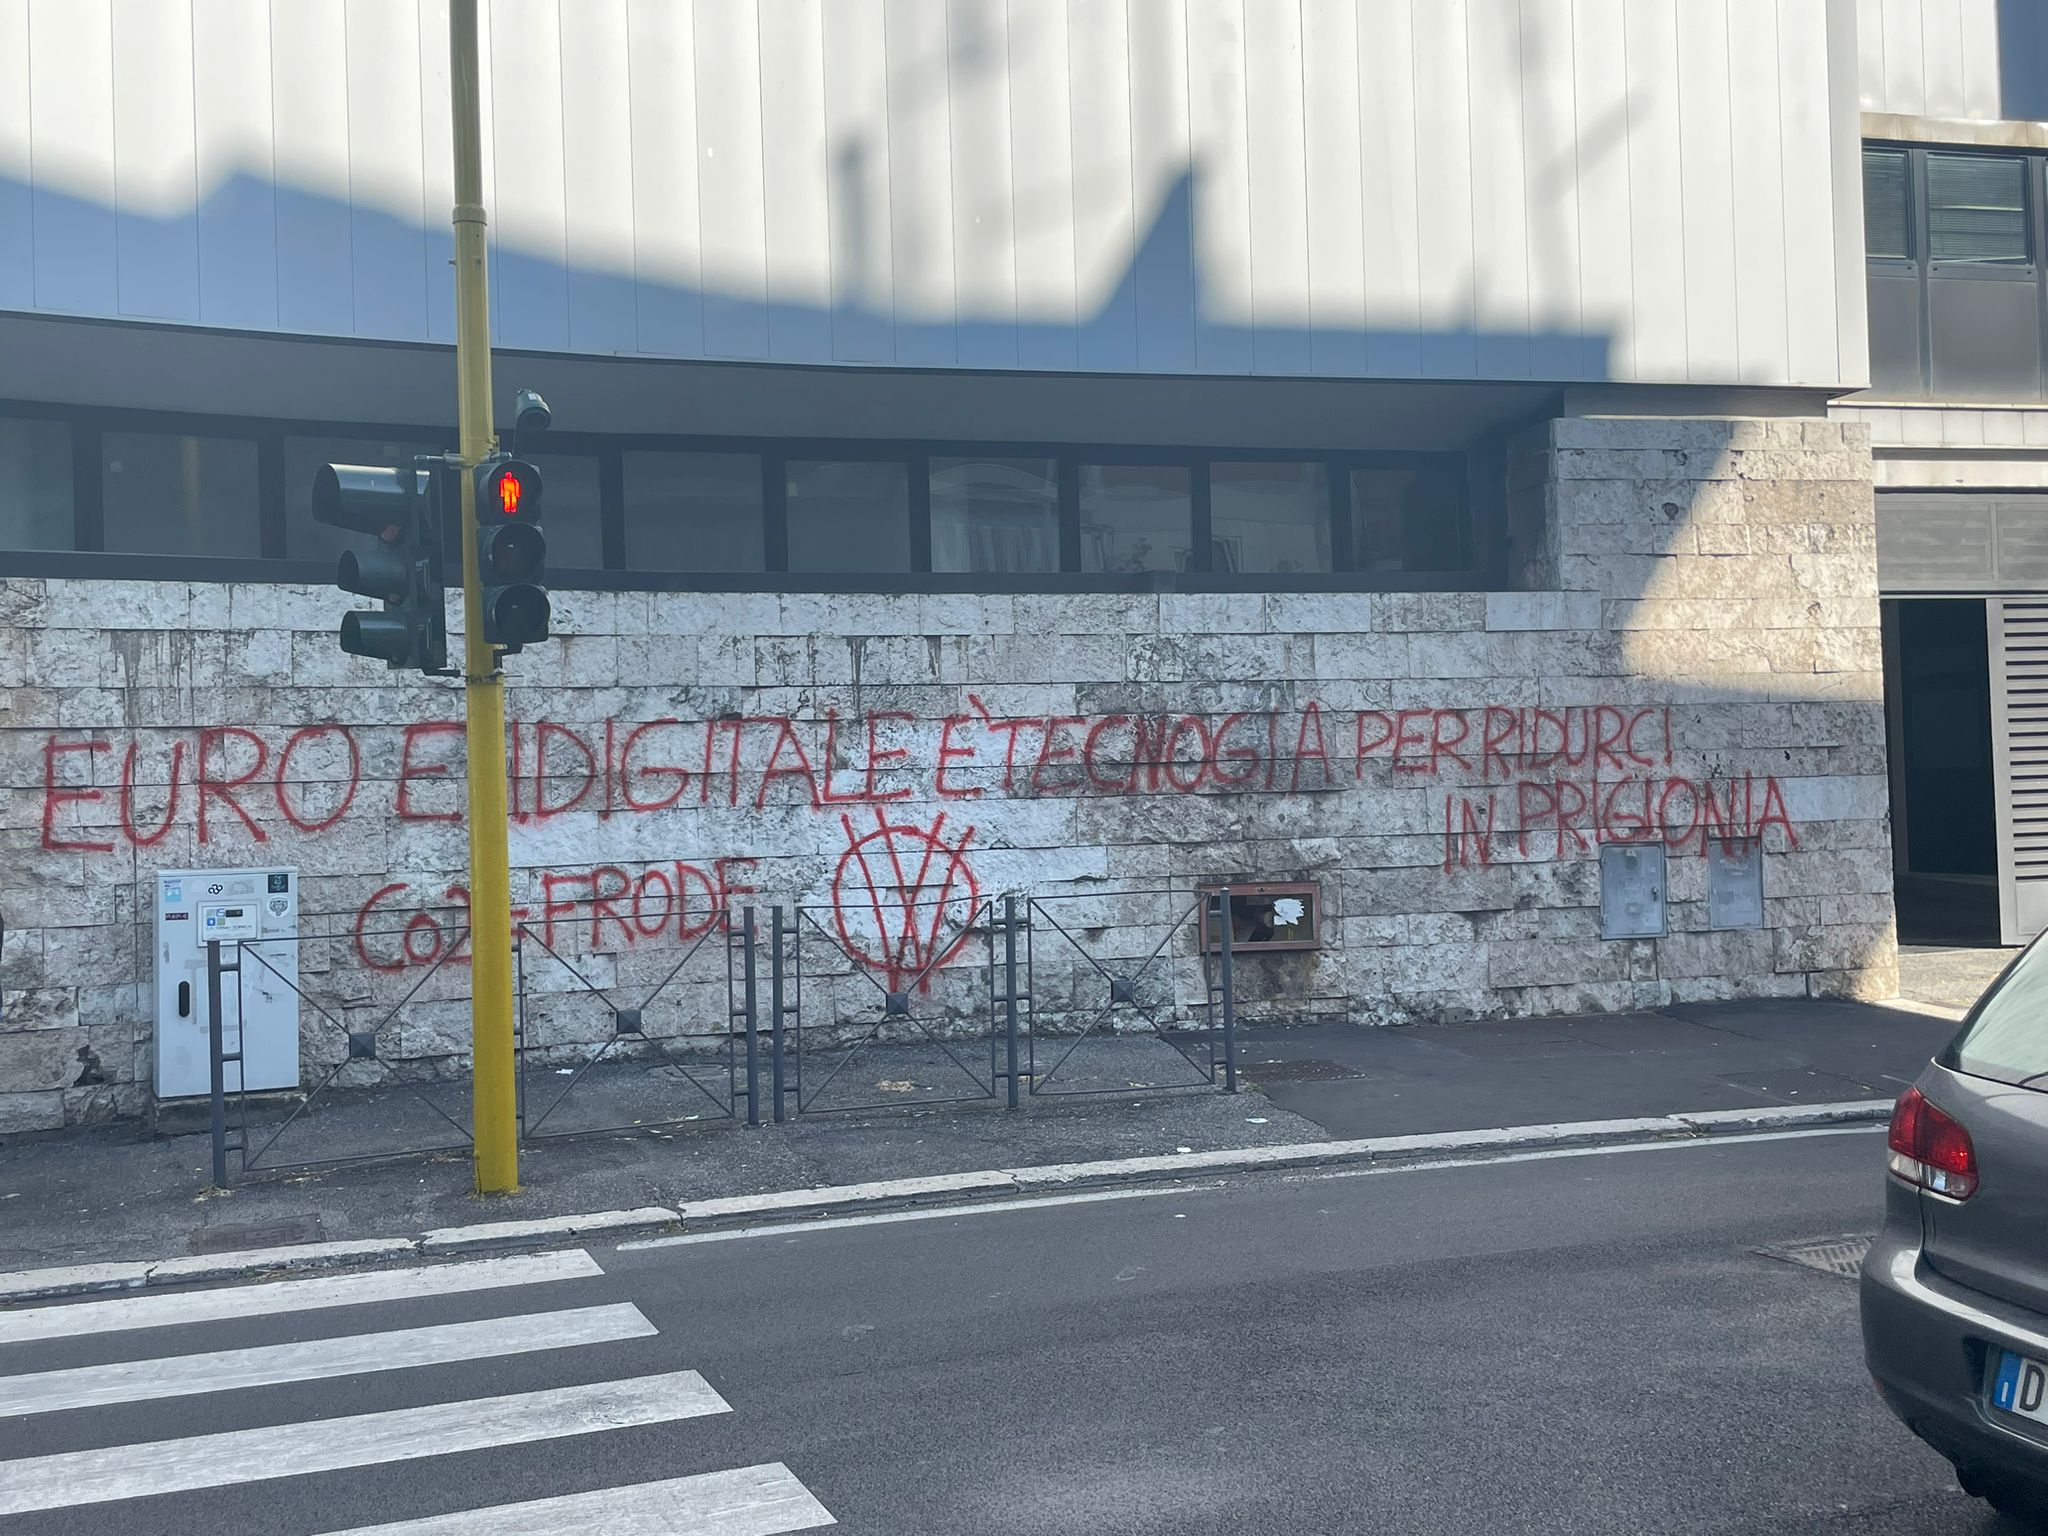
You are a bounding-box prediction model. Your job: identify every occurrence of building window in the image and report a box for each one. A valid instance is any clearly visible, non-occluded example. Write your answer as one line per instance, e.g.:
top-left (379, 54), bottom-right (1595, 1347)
top-left (1210, 461), bottom-right (1331, 575)
top-left (284, 435), bottom-right (439, 562)
top-left (11, 402), bottom-right (1486, 591)
top-left (623, 451), bottom-right (765, 573)
top-left (1864, 148), bottom-right (1911, 262)
top-left (1926, 152), bottom-right (2030, 266)
top-left (524, 452), bottom-right (604, 569)
top-left (930, 457), bottom-right (1058, 574)
top-left (785, 459), bottom-right (911, 572)
top-left (1350, 464), bottom-right (1470, 572)
top-left (0, 416), bottom-right (74, 551)
top-left (1863, 142), bottom-right (2046, 398)
top-left (1079, 463), bottom-right (1192, 573)
top-left (102, 432), bottom-right (260, 558)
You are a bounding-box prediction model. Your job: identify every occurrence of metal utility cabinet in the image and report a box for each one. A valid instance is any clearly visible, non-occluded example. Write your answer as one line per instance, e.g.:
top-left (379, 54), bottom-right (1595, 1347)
top-left (153, 868), bottom-right (301, 1100)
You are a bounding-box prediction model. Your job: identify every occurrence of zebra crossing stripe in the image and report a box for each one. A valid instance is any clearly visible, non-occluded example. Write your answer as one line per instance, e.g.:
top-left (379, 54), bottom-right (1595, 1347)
top-left (317, 1462), bottom-right (835, 1534)
top-left (0, 1302), bottom-right (657, 1416)
top-left (0, 1370), bottom-right (729, 1516)
top-left (0, 1249), bottom-right (604, 1347)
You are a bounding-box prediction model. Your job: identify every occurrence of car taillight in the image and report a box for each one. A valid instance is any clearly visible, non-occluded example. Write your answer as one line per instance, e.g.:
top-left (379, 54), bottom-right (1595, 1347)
top-left (1887, 1086), bottom-right (1979, 1200)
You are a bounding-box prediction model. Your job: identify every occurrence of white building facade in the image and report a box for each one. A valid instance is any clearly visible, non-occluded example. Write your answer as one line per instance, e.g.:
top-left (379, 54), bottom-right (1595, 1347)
top-left (0, 0), bottom-right (1907, 1130)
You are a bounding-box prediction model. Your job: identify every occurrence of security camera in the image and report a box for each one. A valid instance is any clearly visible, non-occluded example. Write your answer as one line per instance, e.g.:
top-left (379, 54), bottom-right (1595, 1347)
top-left (512, 387), bottom-right (551, 454)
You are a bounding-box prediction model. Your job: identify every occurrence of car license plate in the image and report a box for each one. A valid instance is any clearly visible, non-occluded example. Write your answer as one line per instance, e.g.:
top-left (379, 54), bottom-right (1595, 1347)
top-left (1992, 1351), bottom-right (2048, 1423)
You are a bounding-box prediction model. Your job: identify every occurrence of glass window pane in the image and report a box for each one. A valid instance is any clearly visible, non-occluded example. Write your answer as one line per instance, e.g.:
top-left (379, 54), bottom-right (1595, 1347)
top-left (285, 435), bottom-right (439, 561)
top-left (525, 452), bottom-right (604, 569)
top-left (1349, 463), bottom-right (1471, 572)
top-left (0, 416), bottom-right (74, 551)
top-left (1078, 463), bottom-right (1192, 573)
top-left (930, 456), bottom-right (1058, 573)
top-left (624, 451), bottom-right (765, 573)
top-left (1209, 461), bottom-right (1331, 574)
top-left (1863, 148), bottom-right (1911, 261)
top-left (786, 459), bottom-right (911, 572)
top-left (103, 432), bottom-right (260, 557)
top-left (1944, 940), bottom-right (2048, 1092)
top-left (1927, 152), bottom-right (2029, 264)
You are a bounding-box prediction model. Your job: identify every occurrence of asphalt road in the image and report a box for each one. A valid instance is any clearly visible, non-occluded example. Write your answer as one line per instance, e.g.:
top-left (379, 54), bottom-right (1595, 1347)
top-left (1, 1126), bottom-right (2029, 1534)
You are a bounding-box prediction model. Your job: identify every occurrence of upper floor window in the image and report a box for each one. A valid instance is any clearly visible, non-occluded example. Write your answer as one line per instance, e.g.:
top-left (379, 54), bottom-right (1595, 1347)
top-left (1926, 153), bottom-right (2031, 266)
top-left (2, 403), bottom-right (1486, 591)
top-left (103, 431), bottom-right (259, 558)
top-left (1864, 148), bottom-right (1911, 263)
top-left (1863, 143), bottom-right (2044, 401)
top-left (0, 416), bottom-right (73, 552)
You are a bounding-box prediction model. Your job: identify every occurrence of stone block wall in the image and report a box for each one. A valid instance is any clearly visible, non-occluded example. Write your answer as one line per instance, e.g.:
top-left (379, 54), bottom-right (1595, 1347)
top-left (0, 414), bottom-right (1894, 1131)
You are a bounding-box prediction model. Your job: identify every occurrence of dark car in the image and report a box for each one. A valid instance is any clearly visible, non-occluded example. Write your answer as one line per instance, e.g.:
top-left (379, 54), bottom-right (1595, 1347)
top-left (1863, 938), bottom-right (2048, 1523)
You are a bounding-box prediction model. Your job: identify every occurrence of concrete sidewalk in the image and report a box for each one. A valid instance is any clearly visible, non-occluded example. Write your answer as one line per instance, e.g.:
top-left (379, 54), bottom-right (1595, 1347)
top-left (0, 997), bottom-right (1958, 1279)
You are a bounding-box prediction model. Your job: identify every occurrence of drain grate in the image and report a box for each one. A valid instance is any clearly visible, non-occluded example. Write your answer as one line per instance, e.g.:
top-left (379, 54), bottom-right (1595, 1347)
top-left (1758, 1234), bottom-right (1874, 1279)
top-left (1242, 1058), bottom-right (1368, 1084)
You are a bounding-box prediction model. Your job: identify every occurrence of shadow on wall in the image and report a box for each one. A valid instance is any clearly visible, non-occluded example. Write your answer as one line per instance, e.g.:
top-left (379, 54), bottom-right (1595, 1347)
top-left (1999, 0), bottom-right (2048, 122)
top-left (11, 166), bottom-right (1616, 386)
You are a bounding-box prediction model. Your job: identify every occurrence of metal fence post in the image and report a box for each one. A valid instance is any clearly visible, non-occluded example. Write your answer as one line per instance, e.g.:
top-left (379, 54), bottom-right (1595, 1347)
top-left (206, 939), bottom-right (228, 1188)
top-left (1217, 885), bottom-right (1237, 1093)
top-left (770, 906), bottom-right (787, 1124)
top-left (742, 907), bottom-right (760, 1127)
top-left (1003, 896), bottom-right (1021, 1110)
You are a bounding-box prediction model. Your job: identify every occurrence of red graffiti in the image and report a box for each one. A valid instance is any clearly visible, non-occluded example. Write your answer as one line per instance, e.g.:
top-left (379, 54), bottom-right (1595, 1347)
top-left (35, 702), bottom-right (1804, 892)
top-left (831, 810), bottom-right (980, 993)
top-left (1438, 771), bottom-right (1800, 870)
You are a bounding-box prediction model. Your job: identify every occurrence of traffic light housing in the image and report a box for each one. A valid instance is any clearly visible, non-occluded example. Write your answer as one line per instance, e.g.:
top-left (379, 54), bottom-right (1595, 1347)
top-left (474, 455), bottom-right (549, 652)
top-left (311, 457), bottom-right (450, 674)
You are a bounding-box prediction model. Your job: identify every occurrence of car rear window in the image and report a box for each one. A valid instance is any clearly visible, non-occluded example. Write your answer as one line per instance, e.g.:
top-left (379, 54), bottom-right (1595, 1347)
top-left (1941, 939), bottom-right (2048, 1091)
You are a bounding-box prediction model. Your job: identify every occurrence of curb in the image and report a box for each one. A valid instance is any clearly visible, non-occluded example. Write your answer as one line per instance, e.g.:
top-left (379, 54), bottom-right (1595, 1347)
top-left (0, 1101), bottom-right (1893, 1306)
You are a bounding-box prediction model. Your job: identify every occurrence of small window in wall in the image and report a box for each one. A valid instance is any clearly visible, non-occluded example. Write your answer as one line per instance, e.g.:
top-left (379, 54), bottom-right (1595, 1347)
top-left (285, 435), bottom-right (438, 562)
top-left (103, 432), bottom-right (260, 558)
top-left (1927, 152), bottom-right (2031, 265)
top-left (524, 452), bottom-right (603, 569)
top-left (1078, 463), bottom-right (1192, 573)
top-left (623, 451), bottom-right (765, 573)
top-left (1349, 463), bottom-right (1470, 572)
top-left (1209, 461), bottom-right (1331, 575)
top-left (930, 456), bottom-right (1058, 573)
top-left (1198, 882), bottom-right (1320, 952)
top-left (0, 416), bottom-right (74, 550)
top-left (786, 458), bottom-right (911, 572)
top-left (1864, 148), bottom-right (1912, 262)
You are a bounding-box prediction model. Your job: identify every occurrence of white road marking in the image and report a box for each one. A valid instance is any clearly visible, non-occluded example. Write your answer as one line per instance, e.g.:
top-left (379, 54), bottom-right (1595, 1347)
top-left (620, 1187), bottom-right (1174, 1249)
top-left (0, 1249), bottom-right (604, 1347)
top-left (0, 1370), bottom-right (729, 1516)
top-left (317, 1462), bottom-right (835, 1534)
top-left (620, 1125), bottom-right (1884, 1250)
top-left (0, 1302), bottom-right (656, 1417)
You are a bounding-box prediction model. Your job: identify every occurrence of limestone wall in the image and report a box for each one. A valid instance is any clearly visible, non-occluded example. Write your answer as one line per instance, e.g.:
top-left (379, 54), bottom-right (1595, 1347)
top-left (0, 415), bottom-right (1894, 1131)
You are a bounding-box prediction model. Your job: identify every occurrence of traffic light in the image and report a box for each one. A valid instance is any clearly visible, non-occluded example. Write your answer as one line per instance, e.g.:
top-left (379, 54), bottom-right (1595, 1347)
top-left (473, 454), bottom-right (549, 652)
top-left (311, 457), bottom-right (449, 674)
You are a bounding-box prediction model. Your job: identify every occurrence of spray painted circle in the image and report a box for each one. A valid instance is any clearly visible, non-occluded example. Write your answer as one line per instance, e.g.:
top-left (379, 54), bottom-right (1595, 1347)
top-left (830, 811), bottom-right (980, 993)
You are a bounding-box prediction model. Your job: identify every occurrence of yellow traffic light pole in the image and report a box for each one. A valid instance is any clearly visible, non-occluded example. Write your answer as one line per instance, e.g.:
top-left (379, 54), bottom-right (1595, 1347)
top-left (450, 0), bottom-right (519, 1195)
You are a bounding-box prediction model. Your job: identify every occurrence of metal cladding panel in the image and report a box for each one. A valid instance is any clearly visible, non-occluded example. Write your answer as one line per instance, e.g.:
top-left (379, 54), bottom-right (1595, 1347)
top-left (1858, 0), bottom-right (2031, 121)
top-left (0, 0), bottom-right (1865, 388)
top-left (1990, 598), bottom-right (2048, 942)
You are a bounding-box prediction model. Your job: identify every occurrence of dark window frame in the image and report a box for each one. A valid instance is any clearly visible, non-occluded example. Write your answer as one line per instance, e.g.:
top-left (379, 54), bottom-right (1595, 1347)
top-left (1863, 140), bottom-right (2048, 398)
top-left (0, 398), bottom-right (1488, 593)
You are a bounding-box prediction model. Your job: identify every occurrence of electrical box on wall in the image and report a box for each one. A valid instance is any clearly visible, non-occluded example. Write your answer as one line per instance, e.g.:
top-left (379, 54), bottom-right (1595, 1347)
top-left (1599, 844), bottom-right (1668, 940)
top-left (1707, 837), bottom-right (1766, 930)
top-left (153, 868), bottom-right (301, 1100)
